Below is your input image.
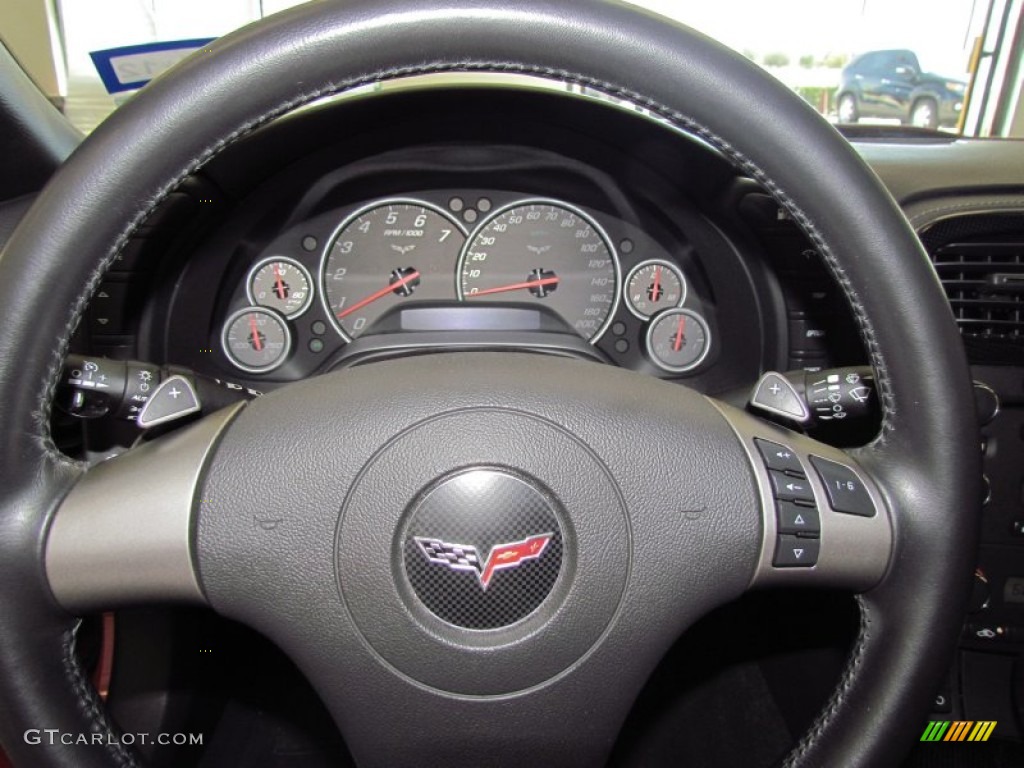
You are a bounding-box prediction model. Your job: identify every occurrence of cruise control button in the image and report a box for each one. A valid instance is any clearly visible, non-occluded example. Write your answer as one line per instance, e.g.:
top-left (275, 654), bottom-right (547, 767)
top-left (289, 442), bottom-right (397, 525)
top-left (810, 456), bottom-right (876, 517)
top-left (773, 535), bottom-right (819, 567)
top-left (750, 372), bottom-right (810, 424)
top-left (777, 500), bottom-right (820, 534)
top-left (755, 439), bottom-right (804, 474)
top-left (768, 470), bottom-right (815, 504)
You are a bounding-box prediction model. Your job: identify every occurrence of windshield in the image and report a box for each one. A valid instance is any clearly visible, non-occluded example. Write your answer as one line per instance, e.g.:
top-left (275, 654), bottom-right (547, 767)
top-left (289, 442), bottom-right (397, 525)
top-left (3, 0), bottom-right (1018, 138)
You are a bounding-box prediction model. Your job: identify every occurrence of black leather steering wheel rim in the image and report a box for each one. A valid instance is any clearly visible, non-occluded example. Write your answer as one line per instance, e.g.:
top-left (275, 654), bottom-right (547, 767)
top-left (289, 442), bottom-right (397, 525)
top-left (0, 1), bottom-right (979, 766)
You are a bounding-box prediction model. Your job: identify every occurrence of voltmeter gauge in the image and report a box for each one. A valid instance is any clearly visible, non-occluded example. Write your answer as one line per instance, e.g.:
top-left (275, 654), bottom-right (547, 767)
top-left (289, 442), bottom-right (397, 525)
top-left (247, 257), bottom-right (313, 318)
top-left (624, 259), bottom-right (686, 319)
top-left (221, 307), bottom-right (291, 374)
top-left (645, 308), bottom-right (711, 374)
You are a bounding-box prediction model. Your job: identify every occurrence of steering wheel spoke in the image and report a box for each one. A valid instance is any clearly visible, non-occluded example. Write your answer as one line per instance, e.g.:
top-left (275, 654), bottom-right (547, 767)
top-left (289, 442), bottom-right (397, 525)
top-left (710, 401), bottom-right (893, 592)
top-left (44, 405), bottom-right (242, 613)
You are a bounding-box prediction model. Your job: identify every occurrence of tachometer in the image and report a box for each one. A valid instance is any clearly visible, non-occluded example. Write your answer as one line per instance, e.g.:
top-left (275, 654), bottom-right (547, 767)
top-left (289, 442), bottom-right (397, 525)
top-left (322, 200), bottom-right (466, 339)
top-left (458, 200), bottom-right (620, 342)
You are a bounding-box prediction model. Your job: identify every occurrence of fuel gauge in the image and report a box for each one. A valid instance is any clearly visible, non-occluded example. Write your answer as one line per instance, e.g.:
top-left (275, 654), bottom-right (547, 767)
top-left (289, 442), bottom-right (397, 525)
top-left (645, 308), bottom-right (711, 374)
top-left (221, 307), bottom-right (291, 374)
top-left (247, 257), bottom-right (313, 318)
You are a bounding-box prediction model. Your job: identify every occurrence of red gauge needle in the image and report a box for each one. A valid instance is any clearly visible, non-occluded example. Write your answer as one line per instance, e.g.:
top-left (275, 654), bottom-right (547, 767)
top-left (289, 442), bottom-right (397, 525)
top-left (672, 314), bottom-right (686, 352)
top-left (651, 266), bottom-right (662, 302)
top-left (466, 276), bottom-right (560, 298)
top-left (338, 269), bottom-right (421, 319)
top-left (273, 264), bottom-right (287, 300)
top-left (248, 313), bottom-right (263, 352)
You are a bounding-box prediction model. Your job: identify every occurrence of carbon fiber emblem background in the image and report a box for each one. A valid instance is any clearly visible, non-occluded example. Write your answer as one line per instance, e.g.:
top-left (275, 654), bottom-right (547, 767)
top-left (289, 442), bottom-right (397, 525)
top-left (403, 468), bottom-right (564, 629)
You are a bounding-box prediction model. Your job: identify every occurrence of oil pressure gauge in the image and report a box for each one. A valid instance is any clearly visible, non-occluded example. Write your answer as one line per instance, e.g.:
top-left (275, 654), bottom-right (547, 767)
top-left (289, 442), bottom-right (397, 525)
top-left (221, 307), bottom-right (291, 374)
top-left (624, 259), bottom-right (686, 319)
top-left (247, 256), bottom-right (313, 318)
top-left (645, 308), bottom-right (711, 374)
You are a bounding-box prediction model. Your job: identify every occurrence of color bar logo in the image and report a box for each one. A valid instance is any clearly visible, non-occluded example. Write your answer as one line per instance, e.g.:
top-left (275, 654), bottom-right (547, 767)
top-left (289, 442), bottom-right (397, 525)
top-left (921, 721), bottom-right (997, 742)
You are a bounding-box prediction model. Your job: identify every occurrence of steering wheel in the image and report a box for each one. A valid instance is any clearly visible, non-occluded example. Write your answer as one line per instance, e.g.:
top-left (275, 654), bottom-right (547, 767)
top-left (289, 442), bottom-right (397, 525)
top-left (0, 2), bottom-right (980, 767)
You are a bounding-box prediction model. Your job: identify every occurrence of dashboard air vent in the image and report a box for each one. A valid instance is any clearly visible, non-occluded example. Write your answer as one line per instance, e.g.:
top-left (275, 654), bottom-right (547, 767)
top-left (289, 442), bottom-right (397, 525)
top-left (932, 241), bottom-right (1024, 341)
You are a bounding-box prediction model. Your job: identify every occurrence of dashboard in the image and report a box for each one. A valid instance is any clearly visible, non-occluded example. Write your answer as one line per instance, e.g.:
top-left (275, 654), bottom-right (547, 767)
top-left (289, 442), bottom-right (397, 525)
top-left (218, 191), bottom-right (715, 377)
top-left (105, 86), bottom-right (792, 398)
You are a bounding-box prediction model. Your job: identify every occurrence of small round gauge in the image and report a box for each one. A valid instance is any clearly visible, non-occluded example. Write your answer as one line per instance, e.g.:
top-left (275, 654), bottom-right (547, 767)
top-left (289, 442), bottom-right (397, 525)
top-left (458, 200), bottom-right (620, 342)
top-left (645, 308), bottom-right (711, 374)
top-left (247, 257), bottom-right (313, 318)
top-left (221, 307), bottom-right (292, 374)
top-left (322, 200), bottom-right (466, 340)
top-left (624, 259), bottom-right (686, 320)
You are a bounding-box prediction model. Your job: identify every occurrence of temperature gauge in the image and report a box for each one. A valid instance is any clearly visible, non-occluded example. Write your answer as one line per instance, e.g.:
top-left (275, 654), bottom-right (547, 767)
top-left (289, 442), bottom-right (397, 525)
top-left (645, 308), bottom-right (711, 374)
top-left (624, 259), bottom-right (686, 320)
top-left (247, 257), bottom-right (313, 318)
top-left (221, 307), bottom-right (292, 374)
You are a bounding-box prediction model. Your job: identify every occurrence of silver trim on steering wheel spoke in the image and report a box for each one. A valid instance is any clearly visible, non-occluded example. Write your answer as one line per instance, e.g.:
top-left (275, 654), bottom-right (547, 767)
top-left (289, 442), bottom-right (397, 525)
top-left (45, 404), bottom-right (244, 611)
top-left (709, 399), bottom-right (893, 591)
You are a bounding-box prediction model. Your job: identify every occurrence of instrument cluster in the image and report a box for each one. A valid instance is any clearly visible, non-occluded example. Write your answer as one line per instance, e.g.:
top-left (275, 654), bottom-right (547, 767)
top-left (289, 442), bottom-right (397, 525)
top-left (219, 192), bottom-right (715, 378)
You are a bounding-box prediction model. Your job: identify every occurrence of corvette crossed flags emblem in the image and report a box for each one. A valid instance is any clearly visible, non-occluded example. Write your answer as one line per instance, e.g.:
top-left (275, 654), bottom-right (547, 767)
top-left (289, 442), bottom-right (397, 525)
top-left (413, 533), bottom-right (553, 589)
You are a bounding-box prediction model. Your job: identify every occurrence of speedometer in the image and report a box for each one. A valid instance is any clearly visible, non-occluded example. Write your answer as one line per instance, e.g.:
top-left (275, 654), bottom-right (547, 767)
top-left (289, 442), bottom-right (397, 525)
top-left (458, 200), bottom-right (620, 342)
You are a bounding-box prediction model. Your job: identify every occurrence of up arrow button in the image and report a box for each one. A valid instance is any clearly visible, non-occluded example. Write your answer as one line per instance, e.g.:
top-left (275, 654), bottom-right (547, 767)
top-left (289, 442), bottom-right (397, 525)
top-left (776, 500), bottom-right (820, 534)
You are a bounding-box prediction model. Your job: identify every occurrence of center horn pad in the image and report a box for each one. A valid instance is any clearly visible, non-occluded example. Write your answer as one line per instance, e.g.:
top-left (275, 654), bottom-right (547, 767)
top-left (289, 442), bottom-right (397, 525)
top-left (335, 407), bottom-right (629, 696)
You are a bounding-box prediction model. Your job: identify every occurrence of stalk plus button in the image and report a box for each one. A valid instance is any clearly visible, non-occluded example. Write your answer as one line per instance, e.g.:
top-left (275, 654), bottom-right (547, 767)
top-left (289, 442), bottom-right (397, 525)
top-left (750, 372), bottom-right (810, 425)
